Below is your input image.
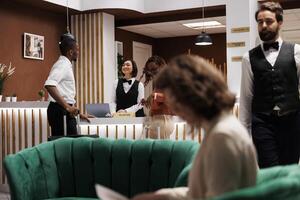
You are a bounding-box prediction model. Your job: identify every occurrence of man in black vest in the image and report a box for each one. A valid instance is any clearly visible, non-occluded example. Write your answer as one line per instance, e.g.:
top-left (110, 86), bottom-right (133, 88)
top-left (240, 2), bottom-right (300, 168)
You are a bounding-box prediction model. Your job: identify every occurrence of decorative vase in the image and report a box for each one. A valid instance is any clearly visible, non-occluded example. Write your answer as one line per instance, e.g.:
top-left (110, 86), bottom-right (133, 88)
top-left (5, 97), bottom-right (11, 102)
top-left (11, 96), bottom-right (17, 102)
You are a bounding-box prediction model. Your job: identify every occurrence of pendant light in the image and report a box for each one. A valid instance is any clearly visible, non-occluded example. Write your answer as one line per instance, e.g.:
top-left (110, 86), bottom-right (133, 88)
top-left (195, 0), bottom-right (212, 46)
top-left (61, 0), bottom-right (75, 41)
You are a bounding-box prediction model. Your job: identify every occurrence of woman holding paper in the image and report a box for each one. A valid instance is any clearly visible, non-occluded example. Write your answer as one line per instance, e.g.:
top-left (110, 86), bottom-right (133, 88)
top-left (132, 55), bottom-right (257, 200)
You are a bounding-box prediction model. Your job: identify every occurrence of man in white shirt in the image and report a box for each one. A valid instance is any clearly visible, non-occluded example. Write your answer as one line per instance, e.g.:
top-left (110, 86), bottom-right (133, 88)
top-left (45, 33), bottom-right (89, 136)
top-left (240, 2), bottom-right (300, 168)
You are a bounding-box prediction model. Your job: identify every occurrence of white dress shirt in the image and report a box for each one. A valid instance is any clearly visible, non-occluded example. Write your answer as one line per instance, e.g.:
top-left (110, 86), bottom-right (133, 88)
top-left (239, 37), bottom-right (300, 133)
top-left (110, 78), bottom-right (144, 113)
top-left (44, 56), bottom-right (76, 104)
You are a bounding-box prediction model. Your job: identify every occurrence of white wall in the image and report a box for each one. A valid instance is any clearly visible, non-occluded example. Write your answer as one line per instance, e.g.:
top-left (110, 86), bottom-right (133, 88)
top-left (144, 0), bottom-right (226, 13)
top-left (43, 0), bottom-right (81, 10)
top-left (102, 13), bottom-right (116, 103)
top-left (226, 0), bottom-right (258, 96)
top-left (44, 0), bottom-right (225, 12)
top-left (81, 0), bottom-right (144, 12)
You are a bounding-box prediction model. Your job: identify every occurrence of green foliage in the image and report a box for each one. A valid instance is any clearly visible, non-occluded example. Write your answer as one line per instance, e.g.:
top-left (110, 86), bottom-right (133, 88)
top-left (38, 89), bottom-right (45, 97)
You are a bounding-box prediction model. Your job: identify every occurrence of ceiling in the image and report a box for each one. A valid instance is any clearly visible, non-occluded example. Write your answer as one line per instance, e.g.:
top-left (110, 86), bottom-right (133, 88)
top-left (119, 8), bottom-right (300, 42)
top-left (119, 16), bottom-right (226, 38)
top-left (8, 0), bottom-right (300, 42)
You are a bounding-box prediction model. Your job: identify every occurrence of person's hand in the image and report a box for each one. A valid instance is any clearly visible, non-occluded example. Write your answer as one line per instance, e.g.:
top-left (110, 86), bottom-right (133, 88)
top-left (117, 109), bottom-right (127, 113)
top-left (80, 113), bottom-right (93, 123)
top-left (131, 193), bottom-right (168, 200)
top-left (66, 105), bottom-right (79, 117)
top-left (105, 113), bottom-right (112, 117)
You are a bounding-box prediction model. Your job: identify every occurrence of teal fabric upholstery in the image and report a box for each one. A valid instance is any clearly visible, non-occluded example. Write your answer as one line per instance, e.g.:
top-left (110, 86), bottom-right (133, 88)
top-left (4, 137), bottom-right (199, 200)
top-left (211, 164), bottom-right (300, 200)
top-left (45, 198), bottom-right (97, 200)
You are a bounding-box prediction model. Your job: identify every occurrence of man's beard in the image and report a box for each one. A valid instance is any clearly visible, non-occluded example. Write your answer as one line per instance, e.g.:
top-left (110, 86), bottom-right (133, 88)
top-left (259, 27), bottom-right (279, 42)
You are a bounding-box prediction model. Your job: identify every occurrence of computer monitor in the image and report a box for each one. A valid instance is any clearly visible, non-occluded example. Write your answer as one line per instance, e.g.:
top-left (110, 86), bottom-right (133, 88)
top-left (85, 103), bottom-right (111, 118)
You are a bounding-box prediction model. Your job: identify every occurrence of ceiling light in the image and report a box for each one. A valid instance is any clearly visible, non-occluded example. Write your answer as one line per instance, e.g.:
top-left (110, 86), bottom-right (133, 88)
top-left (195, 32), bottom-right (213, 45)
top-left (195, 0), bottom-right (212, 46)
top-left (183, 21), bottom-right (224, 29)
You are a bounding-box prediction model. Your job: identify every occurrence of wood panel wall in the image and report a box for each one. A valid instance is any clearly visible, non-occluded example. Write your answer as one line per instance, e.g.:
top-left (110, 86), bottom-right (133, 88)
top-left (71, 13), bottom-right (104, 112)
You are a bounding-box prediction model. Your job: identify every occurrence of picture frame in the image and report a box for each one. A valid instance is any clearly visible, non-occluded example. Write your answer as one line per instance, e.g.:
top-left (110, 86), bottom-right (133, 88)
top-left (115, 41), bottom-right (124, 78)
top-left (23, 32), bottom-right (44, 60)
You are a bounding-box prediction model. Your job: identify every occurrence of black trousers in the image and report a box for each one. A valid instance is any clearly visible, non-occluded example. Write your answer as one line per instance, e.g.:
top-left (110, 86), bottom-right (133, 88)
top-left (47, 102), bottom-right (78, 136)
top-left (252, 111), bottom-right (300, 168)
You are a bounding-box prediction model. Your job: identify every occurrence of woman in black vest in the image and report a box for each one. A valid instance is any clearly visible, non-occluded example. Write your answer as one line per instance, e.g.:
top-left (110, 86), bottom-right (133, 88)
top-left (111, 59), bottom-right (145, 117)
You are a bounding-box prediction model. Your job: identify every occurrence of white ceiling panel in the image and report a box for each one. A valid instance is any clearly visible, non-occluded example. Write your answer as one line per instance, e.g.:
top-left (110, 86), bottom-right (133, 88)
top-left (119, 8), bottom-right (300, 39)
top-left (119, 16), bottom-right (226, 38)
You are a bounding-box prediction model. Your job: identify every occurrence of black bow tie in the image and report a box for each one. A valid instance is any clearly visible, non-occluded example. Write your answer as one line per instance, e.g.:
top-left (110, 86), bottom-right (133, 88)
top-left (263, 42), bottom-right (279, 51)
top-left (122, 78), bottom-right (132, 85)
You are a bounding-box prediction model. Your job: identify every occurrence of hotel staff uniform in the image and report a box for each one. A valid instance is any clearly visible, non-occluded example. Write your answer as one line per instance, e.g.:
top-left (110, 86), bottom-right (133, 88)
top-left (240, 38), bottom-right (300, 168)
top-left (45, 55), bottom-right (77, 136)
top-left (110, 78), bottom-right (145, 117)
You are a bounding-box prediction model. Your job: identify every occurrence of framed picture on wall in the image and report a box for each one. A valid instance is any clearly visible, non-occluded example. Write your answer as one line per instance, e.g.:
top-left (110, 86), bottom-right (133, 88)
top-left (23, 32), bottom-right (44, 60)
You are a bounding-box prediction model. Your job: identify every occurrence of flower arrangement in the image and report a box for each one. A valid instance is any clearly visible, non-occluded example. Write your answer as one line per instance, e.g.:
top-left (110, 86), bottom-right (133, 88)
top-left (0, 62), bottom-right (15, 94)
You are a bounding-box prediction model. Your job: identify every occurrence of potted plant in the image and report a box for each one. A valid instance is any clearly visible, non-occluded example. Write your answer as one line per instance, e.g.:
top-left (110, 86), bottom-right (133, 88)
top-left (0, 62), bottom-right (15, 102)
top-left (38, 89), bottom-right (45, 101)
top-left (11, 93), bottom-right (17, 102)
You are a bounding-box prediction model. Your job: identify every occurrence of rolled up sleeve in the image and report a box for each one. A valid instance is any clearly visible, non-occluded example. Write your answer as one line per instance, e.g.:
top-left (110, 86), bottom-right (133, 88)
top-left (44, 64), bottom-right (64, 87)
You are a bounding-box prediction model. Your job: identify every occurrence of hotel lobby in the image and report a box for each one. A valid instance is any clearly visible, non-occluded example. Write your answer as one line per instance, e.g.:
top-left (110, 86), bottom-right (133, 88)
top-left (1, 0), bottom-right (300, 199)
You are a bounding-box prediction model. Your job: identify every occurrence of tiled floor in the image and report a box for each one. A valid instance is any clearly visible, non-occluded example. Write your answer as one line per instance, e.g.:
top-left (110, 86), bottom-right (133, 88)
top-left (0, 192), bottom-right (10, 200)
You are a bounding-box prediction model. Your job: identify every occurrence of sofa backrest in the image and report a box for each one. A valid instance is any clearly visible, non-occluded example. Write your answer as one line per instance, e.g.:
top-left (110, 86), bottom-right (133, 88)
top-left (211, 164), bottom-right (300, 200)
top-left (4, 137), bottom-right (199, 200)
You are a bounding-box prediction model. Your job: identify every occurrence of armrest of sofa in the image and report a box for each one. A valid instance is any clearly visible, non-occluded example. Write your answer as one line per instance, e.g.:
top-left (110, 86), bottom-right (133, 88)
top-left (174, 164), bottom-right (192, 187)
top-left (210, 164), bottom-right (300, 200)
top-left (256, 164), bottom-right (300, 185)
top-left (4, 144), bottom-right (56, 200)
top-left (4, 154), bottom-right (34, 200)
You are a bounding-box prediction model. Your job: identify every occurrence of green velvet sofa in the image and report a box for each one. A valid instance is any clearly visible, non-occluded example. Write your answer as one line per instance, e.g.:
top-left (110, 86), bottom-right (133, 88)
top-left (3, 137), bottom-right (199, 200)
top-left (211, 164), bottom-right (300, 200)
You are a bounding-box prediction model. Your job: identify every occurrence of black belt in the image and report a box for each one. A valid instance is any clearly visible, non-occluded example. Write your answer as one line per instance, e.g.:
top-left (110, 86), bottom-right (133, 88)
top-left (50, 101), bottom-right (74, 107)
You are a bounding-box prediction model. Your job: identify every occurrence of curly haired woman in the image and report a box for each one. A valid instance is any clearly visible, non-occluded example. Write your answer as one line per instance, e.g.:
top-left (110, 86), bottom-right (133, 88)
top-left (133, 55), bottom-right (257, 200)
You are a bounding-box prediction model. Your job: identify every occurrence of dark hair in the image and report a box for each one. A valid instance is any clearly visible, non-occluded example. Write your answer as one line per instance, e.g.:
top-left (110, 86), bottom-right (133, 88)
top-left (155, 55), bottom-right (235, 122)
top-left (121, 59), bottom-right (138, 77)
top-left (59, 33), bottom-right (77, 56)
top-left (139, 56), bottom-right (166, 86)
top-left (255, 2), bottom-right (283, 22)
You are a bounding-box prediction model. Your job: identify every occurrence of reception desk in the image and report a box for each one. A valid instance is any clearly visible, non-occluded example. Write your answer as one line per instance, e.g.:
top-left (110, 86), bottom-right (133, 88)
top-left (0, 101), bottom-right (202, 187)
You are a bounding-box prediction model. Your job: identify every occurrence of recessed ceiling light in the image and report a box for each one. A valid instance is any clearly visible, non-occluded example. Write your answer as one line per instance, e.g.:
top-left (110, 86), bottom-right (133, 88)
top-left (183, 21), bottom-right (225, 29)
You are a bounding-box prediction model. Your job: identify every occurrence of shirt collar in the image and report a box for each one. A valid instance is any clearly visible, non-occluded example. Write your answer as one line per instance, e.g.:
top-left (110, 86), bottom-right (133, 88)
top-left (59, 55), bottom-right (72, 67)
top-left (203, 111), bottom-right (231, 135)
top-left (260, 37), bottom-right (283, 51)
top-left (123, 77), bottom-right (135, 81)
